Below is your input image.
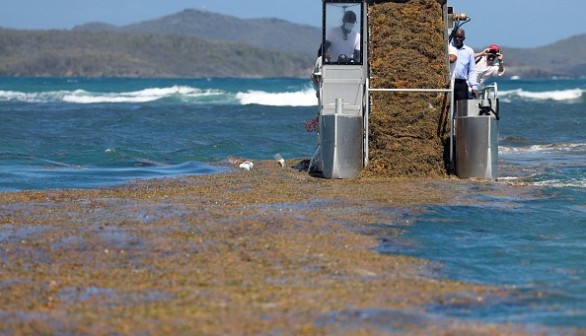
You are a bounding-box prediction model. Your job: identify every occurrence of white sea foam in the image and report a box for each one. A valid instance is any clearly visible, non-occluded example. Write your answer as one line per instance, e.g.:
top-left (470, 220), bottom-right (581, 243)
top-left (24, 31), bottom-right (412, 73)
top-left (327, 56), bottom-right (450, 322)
top-left (1, 86), bottom-right (226, 104)
top-left (0, 90), bottom-right (72, 103)
top-left (235, 88), bottom-right (318, 107)
top-left (500, 143), bottom-right (586, 155)
top-left (497, 176), bottom-right (520, 181)
top-left (499, 88), bottom-right (584, 101)
top-left (0, 90), bottom-right (27, 101)
top-left (532, 179), bottom-right (586, 188)
top-left (62, 86), bottom-right (224, 104)
top-left (0, 86), bottom-right (317, 106)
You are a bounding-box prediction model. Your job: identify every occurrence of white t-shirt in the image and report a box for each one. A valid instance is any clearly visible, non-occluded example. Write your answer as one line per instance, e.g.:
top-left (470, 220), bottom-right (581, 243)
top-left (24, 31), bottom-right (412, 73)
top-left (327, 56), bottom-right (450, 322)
top-left (326, 26), bottom-right (360, 62)
top-left (476, 56), bottom-right (505, 86)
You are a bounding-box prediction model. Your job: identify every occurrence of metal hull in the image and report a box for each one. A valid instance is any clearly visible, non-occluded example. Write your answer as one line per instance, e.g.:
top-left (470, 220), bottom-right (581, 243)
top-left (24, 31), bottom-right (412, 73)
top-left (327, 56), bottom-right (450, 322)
top-left (320, 113), bottom-right (363, 178)
top-left (455, 99), bottom-right (498, 180)
top-left (316, 62), bottom-right (366, 179)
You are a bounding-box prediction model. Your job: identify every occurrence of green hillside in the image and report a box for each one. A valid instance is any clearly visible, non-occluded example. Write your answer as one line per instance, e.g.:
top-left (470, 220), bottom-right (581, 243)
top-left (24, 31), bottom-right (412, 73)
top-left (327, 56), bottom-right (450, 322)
top-left (497, 34), bottom-right (586, 78)
top-left (0, 29), bottom-right (313, 78)
top-left (75, 9), bottom-right (322, 54)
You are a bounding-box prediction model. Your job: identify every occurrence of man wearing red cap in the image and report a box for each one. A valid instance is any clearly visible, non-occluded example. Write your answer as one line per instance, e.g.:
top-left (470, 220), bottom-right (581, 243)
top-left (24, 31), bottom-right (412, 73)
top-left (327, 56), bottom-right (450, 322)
top-left (475, 44), bottom-right (505, 86)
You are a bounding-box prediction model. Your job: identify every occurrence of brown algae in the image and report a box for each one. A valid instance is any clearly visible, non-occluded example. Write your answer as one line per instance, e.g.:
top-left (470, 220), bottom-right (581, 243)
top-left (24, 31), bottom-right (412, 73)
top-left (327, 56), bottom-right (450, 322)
top-left (0, 161), bottom-right (566, 335)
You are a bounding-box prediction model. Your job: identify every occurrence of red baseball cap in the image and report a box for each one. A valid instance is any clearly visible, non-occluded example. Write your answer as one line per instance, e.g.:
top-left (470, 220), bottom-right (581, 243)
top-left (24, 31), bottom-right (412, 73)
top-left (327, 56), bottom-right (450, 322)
top-left (488, 44), bottom-right (500, 51)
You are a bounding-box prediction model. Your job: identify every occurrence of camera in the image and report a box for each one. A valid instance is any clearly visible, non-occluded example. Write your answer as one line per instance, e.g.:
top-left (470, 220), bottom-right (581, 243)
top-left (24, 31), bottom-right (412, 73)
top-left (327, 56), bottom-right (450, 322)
top-left (489, 49), bottom-right (498, 54)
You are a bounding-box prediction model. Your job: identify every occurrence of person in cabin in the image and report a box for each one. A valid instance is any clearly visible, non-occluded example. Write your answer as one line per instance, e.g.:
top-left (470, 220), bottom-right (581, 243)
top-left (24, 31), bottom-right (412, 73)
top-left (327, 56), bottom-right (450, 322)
top-left (311, 48), bottom-right (323, 95)
top-left (306, 42), bottom-right (331, 133)
top-left (325, 10), bottom-right (361, 63)
top-left (474, 44), bottom-right (505, 87)
top-left (311, 42), bottom-right (331, 98)
top-left (451, 29), bottom-right (479, 100)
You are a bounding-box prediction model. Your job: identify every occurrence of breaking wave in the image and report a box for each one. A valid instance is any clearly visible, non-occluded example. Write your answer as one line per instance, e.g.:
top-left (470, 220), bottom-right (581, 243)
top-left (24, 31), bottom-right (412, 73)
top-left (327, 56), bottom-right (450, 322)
top-left (62, 86), bottom-right (226, 104)
top-left (499, 142), bottom-right (586, 155)
top-left (0, 86), bottom-right (318, 106)
top-left (499, 88), bottom-right (584, 102)
top-left (499, 142), bottom-right (586, 189)
top-left (531, 179), bottom-right (586, 188)
top-left (235, 88), bottom-right (317, 106)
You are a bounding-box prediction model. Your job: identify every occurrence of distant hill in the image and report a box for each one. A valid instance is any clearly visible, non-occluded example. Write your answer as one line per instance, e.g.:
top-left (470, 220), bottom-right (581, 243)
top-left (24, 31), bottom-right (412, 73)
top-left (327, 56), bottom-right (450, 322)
top-left (1, 8), bottom-right (585, 78)
top-left (73, 9), bottom-right (322, 54)
top-left (494, 34), bottom-right (586, 78)
top-left (0, 29), bottom-right (312, 78)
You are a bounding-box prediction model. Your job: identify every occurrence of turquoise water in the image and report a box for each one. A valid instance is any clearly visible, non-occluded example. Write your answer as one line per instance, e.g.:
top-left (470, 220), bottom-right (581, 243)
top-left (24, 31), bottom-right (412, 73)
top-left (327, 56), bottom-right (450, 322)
top-left (1, 76), bottom-right (585, 328)
top-left (381, 77), bottom-right (586, 328)
top-left (0, 77), bottom-right (317, 191)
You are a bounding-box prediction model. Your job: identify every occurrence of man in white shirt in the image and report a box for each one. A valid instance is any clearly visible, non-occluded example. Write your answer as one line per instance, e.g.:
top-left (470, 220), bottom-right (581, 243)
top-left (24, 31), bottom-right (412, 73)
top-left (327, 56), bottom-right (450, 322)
top-left (325, 11), bottom-right (360, 63)
top-left (475, 44), bottom-right (505, 87)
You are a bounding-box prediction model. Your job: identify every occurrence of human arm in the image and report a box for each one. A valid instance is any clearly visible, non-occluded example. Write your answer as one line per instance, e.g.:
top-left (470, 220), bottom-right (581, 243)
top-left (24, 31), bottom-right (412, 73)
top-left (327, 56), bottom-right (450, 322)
top-left (311, 56), bottom-right (322, 85)
top-left (467, 50), bottom-right (479, 97)
top-left (475, 48), bottom-right (491, 58)
top-left (496, 52), bottom-right (505, 74)
top-left (449, 45), bottom-right (457, 63)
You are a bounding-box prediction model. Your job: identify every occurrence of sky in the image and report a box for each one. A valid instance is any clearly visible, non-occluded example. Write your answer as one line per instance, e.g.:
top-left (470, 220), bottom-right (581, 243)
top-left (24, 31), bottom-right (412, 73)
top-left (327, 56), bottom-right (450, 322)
top-left (0, 0), bottom-right (585, 49)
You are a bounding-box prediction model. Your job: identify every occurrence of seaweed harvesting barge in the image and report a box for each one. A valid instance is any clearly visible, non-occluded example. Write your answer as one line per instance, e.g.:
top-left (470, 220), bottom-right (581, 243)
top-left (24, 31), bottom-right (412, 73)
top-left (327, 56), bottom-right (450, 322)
top-left (312, 0), bottom-right (500, 180)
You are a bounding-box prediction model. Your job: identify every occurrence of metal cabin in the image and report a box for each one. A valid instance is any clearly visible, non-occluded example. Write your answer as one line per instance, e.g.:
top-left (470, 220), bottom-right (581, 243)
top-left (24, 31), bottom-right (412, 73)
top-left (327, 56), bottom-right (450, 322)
top-left (311, 0), bottom-right (500, 180)
top-left (310, 0), bottom-right (368, 179)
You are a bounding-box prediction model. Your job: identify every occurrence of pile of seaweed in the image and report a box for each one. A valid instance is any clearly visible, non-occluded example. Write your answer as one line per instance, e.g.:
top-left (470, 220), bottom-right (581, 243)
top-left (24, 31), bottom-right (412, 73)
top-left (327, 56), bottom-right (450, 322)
top-left (364, 0), bottom-right (451, 177)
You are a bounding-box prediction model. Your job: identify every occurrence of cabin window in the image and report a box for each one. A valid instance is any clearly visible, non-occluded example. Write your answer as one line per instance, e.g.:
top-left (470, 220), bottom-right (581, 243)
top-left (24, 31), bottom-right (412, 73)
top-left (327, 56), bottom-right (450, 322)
top-left (323, 1), bottom-right (363, 65)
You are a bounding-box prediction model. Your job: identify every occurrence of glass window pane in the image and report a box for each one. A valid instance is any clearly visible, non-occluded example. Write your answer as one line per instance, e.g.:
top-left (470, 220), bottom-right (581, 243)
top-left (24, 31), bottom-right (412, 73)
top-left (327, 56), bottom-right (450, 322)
top-left (324, 3), bottom-right (362, 64)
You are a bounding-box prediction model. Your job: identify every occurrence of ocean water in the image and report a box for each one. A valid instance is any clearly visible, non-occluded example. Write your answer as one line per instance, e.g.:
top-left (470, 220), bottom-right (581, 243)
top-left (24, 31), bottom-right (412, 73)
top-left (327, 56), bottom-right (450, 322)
top-left (0, 77), bottom-right (318, 191)
top-left (379, 77), bottom-right (586, 329)
top-left (1, 76), bottom-right (585, 328)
